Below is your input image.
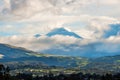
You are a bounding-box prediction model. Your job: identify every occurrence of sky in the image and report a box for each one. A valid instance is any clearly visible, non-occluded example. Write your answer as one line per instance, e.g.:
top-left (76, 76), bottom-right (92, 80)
top-left (0, 0), bottom-right (120, 54)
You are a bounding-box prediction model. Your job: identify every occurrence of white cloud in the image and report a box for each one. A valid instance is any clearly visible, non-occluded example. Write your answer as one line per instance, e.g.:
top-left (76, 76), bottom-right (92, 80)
top-left (105, 36), bottom-right (120, 43)
top-left (99, 0), bottom-right (120, 5)
top-left (0, 0), bottom-right (120, 21)
top-left (86, 16), bottom-right (119, 39)
top-left (0, 15), bottom-right (119, 38)
top-left (0, 35), bottom-right (81, 51)
top-left (0, 54), bottom-right (4, 59)
top-left (0, 0), bottom-right (120, 55)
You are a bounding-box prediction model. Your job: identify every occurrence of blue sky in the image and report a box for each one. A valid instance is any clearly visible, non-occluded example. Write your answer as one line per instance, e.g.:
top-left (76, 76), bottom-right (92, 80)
top-left (0, 0), bottom-right (120, 56)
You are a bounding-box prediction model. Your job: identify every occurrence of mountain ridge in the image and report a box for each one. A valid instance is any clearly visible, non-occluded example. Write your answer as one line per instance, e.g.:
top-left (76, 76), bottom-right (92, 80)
top-left (0, 43), bottom-right (35, 58)
top-left (46, 27), bottom-right (82, 38)
top-left (0, 43), bottom-right (120, 72)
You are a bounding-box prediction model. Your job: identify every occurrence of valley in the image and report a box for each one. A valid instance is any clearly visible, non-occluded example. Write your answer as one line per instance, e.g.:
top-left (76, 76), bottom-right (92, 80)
top-left (0, 43), bottom-right (120, 76)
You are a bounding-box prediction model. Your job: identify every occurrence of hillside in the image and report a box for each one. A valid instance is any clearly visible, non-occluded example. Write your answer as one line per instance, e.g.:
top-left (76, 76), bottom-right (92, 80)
top-left (0, 43), bottom-right (88, 68)
top-left (84, 55), bottom-right (120, 73)
top-left (1, 43), bottom-right (120, 74)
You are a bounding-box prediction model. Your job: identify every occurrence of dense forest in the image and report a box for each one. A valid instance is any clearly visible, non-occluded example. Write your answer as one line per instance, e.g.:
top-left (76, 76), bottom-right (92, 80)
top-left (1, 64), bottom-right (120, 80)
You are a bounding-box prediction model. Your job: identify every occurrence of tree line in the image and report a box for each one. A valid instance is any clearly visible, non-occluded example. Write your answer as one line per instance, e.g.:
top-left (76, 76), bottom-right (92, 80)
top-left (0, 64), bottom-right (120, 80)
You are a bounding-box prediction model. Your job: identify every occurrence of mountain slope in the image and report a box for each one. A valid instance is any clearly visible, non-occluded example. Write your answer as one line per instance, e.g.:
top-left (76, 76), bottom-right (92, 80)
top-left (0, 43), bottom-right (34, 58)
top-left (0, 43), bottom-right (88, 68)
top-left (46, 27), bottom-right (82, 38)
top-left (1, 43), bottom-right (120, 73)
top-left (84, 55), bottom-right (120, 73)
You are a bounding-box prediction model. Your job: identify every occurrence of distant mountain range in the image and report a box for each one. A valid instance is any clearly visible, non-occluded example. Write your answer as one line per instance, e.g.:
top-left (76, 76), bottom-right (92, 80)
top-left (0, 43), bottom-right (120, 72)
top-left (0, 43), bottom-right (34, 59)
top-left (34, 27), bottom-right (82, 38)
top-left (46, 27), bottom-right (82, 38)
top-left (37, 25), bottom-right (120, 58)
top-left (31, 25), bottom-right (120, 58)
top-left (0, 43), bottom-right (87, 67)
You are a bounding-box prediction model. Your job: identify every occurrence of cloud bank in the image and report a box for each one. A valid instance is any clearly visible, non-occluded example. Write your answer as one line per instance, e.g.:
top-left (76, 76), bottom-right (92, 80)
top-left (0, 0), bottom-right (120, 57)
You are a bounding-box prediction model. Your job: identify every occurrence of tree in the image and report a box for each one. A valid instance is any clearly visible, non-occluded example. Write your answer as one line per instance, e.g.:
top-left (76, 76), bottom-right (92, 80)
top-left (0, 64), bottom-right (5, 80)
top-left (4, 66), bottom-right (10, 80)
top-left (0, 64), bottom-right (10, 80)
